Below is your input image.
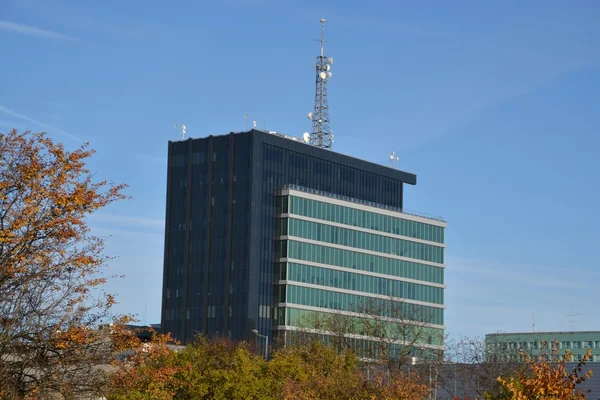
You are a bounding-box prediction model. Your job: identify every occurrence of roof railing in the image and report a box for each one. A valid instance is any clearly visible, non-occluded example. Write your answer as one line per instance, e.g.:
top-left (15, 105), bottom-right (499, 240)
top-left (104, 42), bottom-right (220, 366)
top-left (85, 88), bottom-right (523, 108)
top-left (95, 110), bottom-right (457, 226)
top-left (282, 184), bottom-right (445, 222)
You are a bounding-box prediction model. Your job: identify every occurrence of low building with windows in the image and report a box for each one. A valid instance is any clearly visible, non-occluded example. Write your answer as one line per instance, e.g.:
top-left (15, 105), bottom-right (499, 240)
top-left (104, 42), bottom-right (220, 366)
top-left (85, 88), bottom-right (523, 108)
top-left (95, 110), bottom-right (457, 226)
top-left (485, 331), bottom-right (600, 363)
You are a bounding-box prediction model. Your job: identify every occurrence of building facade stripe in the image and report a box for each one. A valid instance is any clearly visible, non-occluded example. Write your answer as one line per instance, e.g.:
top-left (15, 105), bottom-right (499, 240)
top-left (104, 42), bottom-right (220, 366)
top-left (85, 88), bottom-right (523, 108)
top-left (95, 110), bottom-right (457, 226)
top-left (281, 188), bottom-right (447, 228)
top-left (280, 257), bottom-right (445, 288)
top-left (280, 280), bottom-right (445, 309)
top-left (277, 325), bottom-right (445, 350)
top-left (281, 235), bottom-right (445, 268)
top-left (281, 213), bottom-right (446, 248)
top-left (277, 303), bottom-right (445, 330)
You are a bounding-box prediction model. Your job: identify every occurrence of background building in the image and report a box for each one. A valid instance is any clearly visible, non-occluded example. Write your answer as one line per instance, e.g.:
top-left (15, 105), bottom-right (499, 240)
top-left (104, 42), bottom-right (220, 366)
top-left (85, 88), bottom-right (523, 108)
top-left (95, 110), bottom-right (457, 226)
top-left (486, 331), bottom-right (600, 362)
top-left (161, 129), bottom-right (446, 357)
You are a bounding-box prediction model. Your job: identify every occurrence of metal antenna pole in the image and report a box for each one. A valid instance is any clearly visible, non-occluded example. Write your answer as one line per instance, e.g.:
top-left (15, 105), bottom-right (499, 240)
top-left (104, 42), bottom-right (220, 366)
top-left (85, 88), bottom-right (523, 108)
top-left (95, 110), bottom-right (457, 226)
top-left (309, 18), bottom-right (334, 149)
top-left (566, 306), bottom-right (580, 329)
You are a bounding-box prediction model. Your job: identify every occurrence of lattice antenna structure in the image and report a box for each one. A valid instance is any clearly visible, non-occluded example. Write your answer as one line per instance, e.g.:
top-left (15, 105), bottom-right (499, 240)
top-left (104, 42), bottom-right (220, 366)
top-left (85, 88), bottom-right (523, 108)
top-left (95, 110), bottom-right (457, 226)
top-left (307, 18), bottom-right (334, 149)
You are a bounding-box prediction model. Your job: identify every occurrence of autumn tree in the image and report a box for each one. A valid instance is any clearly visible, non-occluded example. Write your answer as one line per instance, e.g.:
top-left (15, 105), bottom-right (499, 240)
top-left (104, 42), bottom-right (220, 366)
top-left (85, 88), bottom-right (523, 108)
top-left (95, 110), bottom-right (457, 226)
top-left (108, 336), bottom-right (431, 400)
top-left (0, 130), bottom-right (127, 399)
top-left (495, 348), bottom-right (593, 400)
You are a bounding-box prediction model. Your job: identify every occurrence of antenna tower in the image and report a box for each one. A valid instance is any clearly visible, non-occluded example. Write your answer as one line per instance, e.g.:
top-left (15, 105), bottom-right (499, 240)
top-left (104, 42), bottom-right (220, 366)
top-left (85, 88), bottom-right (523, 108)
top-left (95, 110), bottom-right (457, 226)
top-left (566, 306), bottom-right (580, 329)
top-left (308, 18), bottom-right (334, 149)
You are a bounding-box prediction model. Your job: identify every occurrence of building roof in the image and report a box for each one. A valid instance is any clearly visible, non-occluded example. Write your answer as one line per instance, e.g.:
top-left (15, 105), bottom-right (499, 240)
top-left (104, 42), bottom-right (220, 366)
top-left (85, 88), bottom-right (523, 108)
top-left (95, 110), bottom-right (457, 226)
top-left (487, 331), bottom-right (600, 337)
top-left (172, 129), bottom-right (418, 185)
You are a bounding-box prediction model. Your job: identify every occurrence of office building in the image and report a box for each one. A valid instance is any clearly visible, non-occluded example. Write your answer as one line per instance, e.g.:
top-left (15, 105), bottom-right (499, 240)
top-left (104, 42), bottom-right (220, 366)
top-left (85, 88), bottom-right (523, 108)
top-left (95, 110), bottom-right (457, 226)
top-left (486, 331), bottom-right (600, 363)
top-left (161, 129), bottom-right (446, 357)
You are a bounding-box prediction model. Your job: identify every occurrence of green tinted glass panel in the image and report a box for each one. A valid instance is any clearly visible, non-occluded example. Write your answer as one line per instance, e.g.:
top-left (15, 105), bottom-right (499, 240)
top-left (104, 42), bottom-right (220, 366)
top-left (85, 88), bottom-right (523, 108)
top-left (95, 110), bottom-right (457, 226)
top-left (284, 324), bottom-right (443, 361)
top-left (286, 240), bottom-right (444, 284)
top-left (285, 284), bottom-right (443, 325)
top-left (285, 307), bottom-right (444, 346)
top-left (285, 262), bottom-right (443, 305)
top-left (288, 195), bottom-right (445, 244)
top-left (287, 218), bottom-right (443, 264)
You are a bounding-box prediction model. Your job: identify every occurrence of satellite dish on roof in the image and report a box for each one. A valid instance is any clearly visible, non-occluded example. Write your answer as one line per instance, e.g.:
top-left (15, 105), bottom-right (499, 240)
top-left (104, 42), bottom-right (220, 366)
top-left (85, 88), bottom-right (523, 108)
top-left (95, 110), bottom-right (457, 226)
top-left (303, 132), bottom-right (310, 143)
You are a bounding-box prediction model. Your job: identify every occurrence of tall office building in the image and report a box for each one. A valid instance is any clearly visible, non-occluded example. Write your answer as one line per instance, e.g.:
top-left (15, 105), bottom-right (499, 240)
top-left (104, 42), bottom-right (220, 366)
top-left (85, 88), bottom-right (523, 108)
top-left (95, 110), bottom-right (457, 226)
top-left (161, 129), bottom-right (446, 357)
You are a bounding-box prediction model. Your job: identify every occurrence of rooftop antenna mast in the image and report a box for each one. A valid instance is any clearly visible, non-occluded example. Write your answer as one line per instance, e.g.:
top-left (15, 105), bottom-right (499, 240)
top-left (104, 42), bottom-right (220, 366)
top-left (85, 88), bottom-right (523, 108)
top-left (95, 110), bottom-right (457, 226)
top-left (308, 17), bottom-right (334, 149)
top-left (174, 123), bottom-right (186, 140)
top-left (566, 306), bottom-right (580, 330)
top-left (389, 151), bottom-right (400, 168)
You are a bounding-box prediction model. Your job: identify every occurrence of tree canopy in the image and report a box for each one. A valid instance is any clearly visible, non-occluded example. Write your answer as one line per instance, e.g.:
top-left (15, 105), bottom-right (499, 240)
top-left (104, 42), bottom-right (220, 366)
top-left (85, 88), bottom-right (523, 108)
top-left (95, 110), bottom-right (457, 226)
top-left (0, 129), bottom-right (127, 398)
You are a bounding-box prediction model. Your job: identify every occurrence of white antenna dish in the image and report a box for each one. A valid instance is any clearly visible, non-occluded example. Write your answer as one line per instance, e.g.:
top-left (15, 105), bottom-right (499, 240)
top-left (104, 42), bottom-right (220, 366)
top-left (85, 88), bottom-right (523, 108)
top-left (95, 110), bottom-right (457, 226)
top-left (319, 71), bottom-right (326, 80)
top-left (181, 124), bottom-right (187, 139)
top-left (253, 120), bottom-right (257, 128)
top-left (327, 72), bottom-right (332, 78)
top-left (325, 65), bottom-right (330, 71)
top-left (389, 151), bottom-right (399, 167)
top-left (328, 57), bottom-right (334, 64)
top-left (307, 112), bottom-right (313, 120)
top-left (303, 132), bottom-right (310, 143)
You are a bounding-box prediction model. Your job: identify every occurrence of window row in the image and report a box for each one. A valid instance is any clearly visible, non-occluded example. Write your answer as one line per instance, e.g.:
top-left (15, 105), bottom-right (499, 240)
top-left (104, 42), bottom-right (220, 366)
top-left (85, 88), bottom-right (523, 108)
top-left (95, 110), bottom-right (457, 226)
top-left (282, 328), bottom-right (443, 361)
top-left (279, 284), bottom-right (444, 326)
top-left (282, 240), bottom-right (444, 284)
top-left (286, 218), bottom-right (444, 264)
top-left (285, 195), bottom-right (444, 244)
top-left (490, 340), bottom-right (600, 351)
top-left (281, 307), bottom-right (444, 346)
top-left (280, 262), bottom-right (443, 305)
top-left (490, 353), bottom-right (600, 363)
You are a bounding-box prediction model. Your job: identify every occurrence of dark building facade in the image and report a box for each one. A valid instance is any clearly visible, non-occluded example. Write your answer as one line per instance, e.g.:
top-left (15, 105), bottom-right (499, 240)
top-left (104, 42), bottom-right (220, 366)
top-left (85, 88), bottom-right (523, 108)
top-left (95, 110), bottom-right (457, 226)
top-left (161, 129), bottom-right (444, 348)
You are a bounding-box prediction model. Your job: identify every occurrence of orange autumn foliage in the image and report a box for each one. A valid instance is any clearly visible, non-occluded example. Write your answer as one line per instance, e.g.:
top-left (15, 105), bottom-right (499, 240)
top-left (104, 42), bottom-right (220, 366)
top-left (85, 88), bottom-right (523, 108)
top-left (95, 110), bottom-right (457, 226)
top-left (497, 349), bottom-right (593, 400)
top-left (0, 129), bottom-right (127, 399)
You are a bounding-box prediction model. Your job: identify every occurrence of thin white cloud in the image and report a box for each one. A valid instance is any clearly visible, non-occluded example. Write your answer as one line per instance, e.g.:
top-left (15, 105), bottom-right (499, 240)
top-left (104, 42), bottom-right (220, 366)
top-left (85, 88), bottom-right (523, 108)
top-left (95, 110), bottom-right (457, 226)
top-left (91, 227), bottom-right (163, 239)
top-left (444, 256), bottom-right (599, 338)
top-left (89, 213), bottom-right (164, 230)
top-left (0, 105), bottom-right (83, 142)
top-left (0, 20), bottom-right (76, 41)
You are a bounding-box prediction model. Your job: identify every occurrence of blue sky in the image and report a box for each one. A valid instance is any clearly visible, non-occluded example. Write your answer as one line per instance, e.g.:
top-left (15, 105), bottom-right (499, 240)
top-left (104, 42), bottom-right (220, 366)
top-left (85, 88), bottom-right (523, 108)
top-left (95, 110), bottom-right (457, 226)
top-left (1, 0), bottom-right (599, 339)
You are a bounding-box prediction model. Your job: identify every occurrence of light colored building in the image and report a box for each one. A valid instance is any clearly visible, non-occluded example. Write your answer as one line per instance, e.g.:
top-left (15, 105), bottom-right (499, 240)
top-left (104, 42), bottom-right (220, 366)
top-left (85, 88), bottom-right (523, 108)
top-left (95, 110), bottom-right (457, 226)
top-left (486, 331), bottom-right (600, 363)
